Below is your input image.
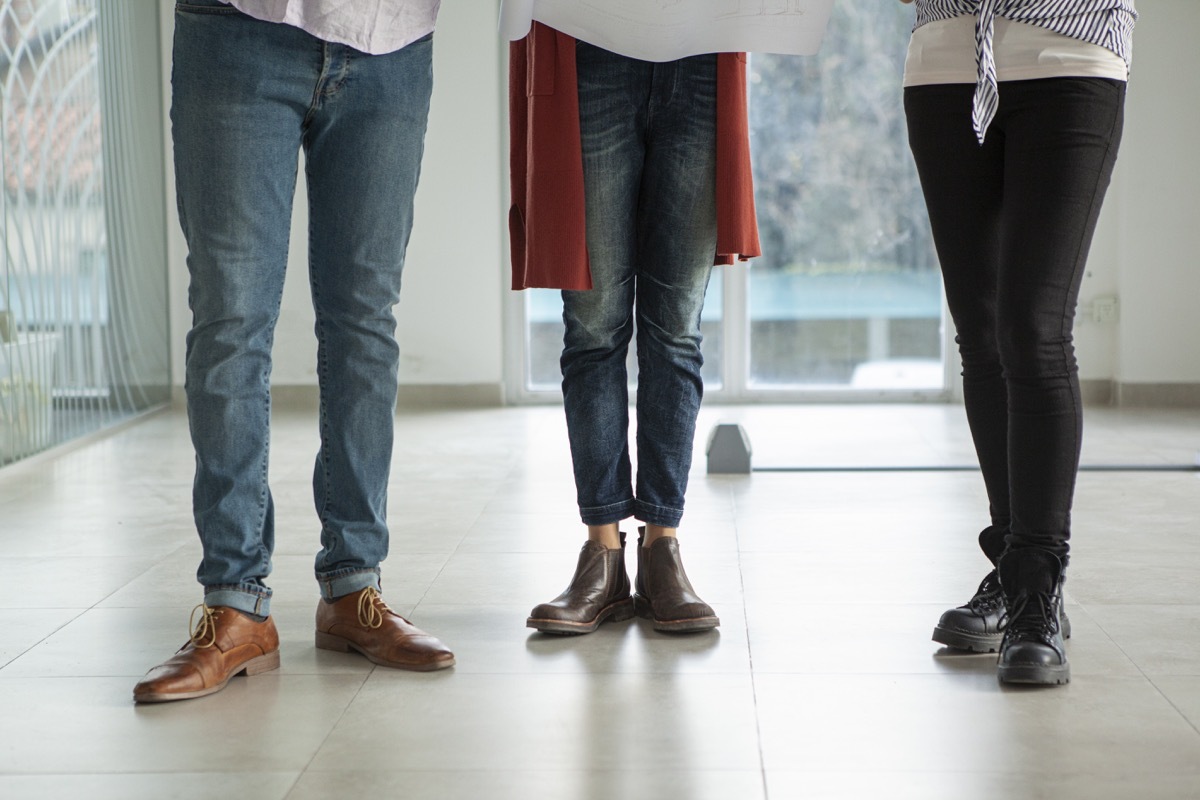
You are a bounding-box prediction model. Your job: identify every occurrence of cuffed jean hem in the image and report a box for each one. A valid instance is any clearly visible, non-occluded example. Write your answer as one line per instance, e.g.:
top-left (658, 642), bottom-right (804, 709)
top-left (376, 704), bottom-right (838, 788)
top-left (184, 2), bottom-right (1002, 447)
top-left (204, 586), bottom-right (272, 617)
top-left (317, 567), bottom-right (382, 602)
top-left (579, 499), bottom-right (636, 527)
top-left (633, 500), bottom-right (684, 529)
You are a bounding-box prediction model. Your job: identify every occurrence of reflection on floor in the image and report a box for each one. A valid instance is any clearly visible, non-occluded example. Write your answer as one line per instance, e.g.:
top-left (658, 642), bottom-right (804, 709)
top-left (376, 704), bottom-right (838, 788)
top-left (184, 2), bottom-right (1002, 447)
top-left (1, 403), bottom-right (1198, 799)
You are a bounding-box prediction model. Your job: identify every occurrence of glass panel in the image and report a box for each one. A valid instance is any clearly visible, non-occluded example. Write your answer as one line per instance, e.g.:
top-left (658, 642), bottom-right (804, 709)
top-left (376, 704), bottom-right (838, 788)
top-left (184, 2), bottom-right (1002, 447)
top-left (526, 289), bottom-right (563, 390)
top-left (746, 1), bottom-right (943, 390)
top-left (1, 0), bottom-right (168, 465)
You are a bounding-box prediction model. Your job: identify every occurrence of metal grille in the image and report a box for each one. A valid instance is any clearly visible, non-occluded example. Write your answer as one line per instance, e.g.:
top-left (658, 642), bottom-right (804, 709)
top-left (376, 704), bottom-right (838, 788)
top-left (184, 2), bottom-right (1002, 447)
top-left (1, 0), bottom-right (168, 464)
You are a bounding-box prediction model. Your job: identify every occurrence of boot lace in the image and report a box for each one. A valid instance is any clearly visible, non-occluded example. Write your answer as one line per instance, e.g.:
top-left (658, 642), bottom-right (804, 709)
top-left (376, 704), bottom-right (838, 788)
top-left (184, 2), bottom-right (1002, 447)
top-left (357, 587), bottom-right (392, 629)
top-left (1001, 590), bottom-right (1060, 644)
top-left (965, 570), bottom-right (1004, 614)
top-left (188, 604), bottom-right (223, 649)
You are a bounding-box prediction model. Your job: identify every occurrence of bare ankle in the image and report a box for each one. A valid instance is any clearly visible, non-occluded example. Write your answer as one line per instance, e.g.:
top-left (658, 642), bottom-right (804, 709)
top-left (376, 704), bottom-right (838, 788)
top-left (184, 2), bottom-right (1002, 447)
top-left (641, 525), bottom-right (677, 548)
top-left (586, 523), bottom-right (622, 549)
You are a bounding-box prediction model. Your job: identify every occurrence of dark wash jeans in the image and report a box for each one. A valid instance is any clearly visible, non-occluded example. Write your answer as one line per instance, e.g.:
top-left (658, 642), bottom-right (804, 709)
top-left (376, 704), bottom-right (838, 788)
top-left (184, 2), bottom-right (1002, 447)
top-left (905, 77), bottom-right (1126, 560)
top-left (172, 1), bottom-right (432, 615)
top-left (561, 42), bottom-right (719, 529)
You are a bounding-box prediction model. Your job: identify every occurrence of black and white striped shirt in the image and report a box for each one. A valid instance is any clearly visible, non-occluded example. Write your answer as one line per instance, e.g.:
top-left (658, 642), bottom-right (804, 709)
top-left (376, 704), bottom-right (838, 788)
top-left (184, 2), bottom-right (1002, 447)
top-left (912, 0), bottom-right (1137, 142)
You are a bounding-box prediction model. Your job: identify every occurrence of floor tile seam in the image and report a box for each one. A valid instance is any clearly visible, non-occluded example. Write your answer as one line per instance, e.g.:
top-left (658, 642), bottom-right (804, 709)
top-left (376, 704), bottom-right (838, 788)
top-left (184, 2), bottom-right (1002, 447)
top-left (0, 769), bottom-right (304, 777)
top-left (289, 767), bottom-right (772, 777)
top-left (749, 669), bottom-right (1169, 680)
top-left (1074, 602), bottom-right (1169, 682)
top-left (399, 670), bottom-right (756, 677)
top-left (1144, 677), bottom-right (1200, 739)
top-left (759, 767), bottom-right (1200, 778)
top-left (290, 669), bottom-right (375, 781)
top-left (0, 606), bottom-right (94, 673)
top-left (83, 544), bottom-right (199, 614)
top-left (400, 524), bottom-right (476, 612)
top-left (293, 766), bottom-right (767, 773)
top-left (730, 513), bottom-right (771, 799)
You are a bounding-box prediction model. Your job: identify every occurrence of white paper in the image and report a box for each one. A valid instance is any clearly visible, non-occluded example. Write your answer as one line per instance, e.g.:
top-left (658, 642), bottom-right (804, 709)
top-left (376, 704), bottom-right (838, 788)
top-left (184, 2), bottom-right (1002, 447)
top-left (499, 0), bottom-right (835, 62)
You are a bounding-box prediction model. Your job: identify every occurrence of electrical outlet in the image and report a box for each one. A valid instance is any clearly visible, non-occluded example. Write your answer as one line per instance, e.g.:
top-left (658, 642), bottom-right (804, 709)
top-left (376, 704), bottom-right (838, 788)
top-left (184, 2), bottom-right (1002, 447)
top-left (1091, 295), bottom-right (1119, 323)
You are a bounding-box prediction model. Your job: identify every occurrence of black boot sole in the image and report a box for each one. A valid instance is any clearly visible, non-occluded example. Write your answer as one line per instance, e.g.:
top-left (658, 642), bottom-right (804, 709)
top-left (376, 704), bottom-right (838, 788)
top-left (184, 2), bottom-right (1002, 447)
top-left (526, 597), bottom-right (635, 635)
top-left (931, 612), bottom-right (1071, 653)
top-left (998, 662), bottom-right (1071, 685)
top-left (931, 626), bottom-right (1001, 653)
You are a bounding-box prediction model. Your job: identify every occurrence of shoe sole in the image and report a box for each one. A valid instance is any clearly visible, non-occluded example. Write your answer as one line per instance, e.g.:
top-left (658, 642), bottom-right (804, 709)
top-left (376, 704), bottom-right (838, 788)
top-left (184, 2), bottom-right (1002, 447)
top-left (998, 663), bottom-right (1071, 685)
top-left (132, 650), bottom-right (281, 703)
top-left (932, 612), bottom-right (1072, 654)
top-left (931, 626), bottom-right (1001, 653)
top-left (634, 595), bottom-right (720, 633)
top-left (315, 632), bottom-right (456, 671)
top-left (526, 598), bottom-right (635, 635)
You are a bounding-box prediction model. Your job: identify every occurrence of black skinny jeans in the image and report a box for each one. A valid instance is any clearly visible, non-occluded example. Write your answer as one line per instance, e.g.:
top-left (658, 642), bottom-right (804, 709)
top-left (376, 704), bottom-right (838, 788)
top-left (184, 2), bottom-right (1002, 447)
top-left (905, 77), bottom-right (1126, 561)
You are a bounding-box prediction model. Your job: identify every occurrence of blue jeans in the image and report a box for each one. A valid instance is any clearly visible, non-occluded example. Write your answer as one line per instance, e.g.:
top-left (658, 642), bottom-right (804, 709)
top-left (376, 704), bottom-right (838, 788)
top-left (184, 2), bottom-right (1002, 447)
top-left (172, 1), bottom-right (432, 616)
top-left (561, 42), bottom-right (718, 529)
top-left (905, 78), bottom-right (1126, 561)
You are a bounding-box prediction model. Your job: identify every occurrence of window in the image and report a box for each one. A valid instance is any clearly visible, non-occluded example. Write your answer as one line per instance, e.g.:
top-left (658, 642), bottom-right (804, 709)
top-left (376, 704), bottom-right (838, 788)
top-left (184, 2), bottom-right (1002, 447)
top-left (1, 0), bottom-right (169, 464)
top-left (510, 1), bottom-right (944, 401)
top-left (745, 2), bottom-right (943, 394)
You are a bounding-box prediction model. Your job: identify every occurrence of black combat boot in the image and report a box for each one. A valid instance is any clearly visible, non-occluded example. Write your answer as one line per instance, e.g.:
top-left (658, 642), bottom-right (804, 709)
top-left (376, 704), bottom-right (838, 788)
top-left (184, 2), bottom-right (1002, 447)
top-left (996, 548), bottom-right (1070, 685)
top-left (933, 526), bottom-right (1070, 652)
top-left (931, 526), bottom-right (1009, 652)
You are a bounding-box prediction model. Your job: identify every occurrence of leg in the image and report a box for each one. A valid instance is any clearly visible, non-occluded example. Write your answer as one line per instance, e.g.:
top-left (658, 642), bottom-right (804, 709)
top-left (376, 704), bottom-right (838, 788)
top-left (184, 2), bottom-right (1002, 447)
top-left (992, 78), bottom-right (1123, 686)
top-left (906, 84), bottom-right (1014, 652)
top-left (173, 4), bottom-right (316, 617)
top-left (559, 41), bottom-right (649, 530)
top-left (136, 2), bottom-right (312, 701)
top-left (632, 54), bottom-right (719, 530)
top-left (301, 36), bottom-right (433, 600)
top-left (629, 54), bottom-right (721, 633)
top-left (528, 42), bottom-right (650, 634)
top-left (994, 78), bottom-right (1126, 560)
top-left (905, 83), bottom-right (1011, 536)
top-left (300, 37), bottom-right (453, 671)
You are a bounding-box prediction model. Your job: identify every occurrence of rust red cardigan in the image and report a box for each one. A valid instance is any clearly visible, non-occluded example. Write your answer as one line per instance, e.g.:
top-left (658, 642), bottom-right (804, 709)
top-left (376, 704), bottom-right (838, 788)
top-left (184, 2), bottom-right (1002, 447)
top-left (508, 23), bottom-right (761, 291)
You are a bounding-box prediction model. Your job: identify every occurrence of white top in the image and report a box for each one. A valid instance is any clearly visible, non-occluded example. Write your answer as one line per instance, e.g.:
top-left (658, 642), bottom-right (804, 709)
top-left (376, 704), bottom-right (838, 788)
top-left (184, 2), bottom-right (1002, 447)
top-left (904, 0), bottom-right (1135, 142)
top-left (226, 0), bottom-right (440, 55)
top-left (498, 0), bottom-right (835, 63)
top-left (904, 16), bottom-right (1128, 87)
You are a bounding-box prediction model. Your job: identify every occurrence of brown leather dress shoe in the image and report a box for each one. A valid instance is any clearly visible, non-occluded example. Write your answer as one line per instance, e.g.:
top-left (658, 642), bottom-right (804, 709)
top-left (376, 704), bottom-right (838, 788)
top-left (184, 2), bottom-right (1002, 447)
top-left (634, 528), bottom-right (720, 633)
top-left (133, 605), bottom-right (280, 703)
top-left (527, 533), bottom-right (634, 635)
top-left (315, 587), bottom-right (455, 671)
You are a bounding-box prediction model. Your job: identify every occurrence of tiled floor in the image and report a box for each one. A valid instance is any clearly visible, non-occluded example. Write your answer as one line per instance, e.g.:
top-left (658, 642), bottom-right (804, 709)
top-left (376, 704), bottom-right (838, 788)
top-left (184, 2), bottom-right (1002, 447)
top-left (1, 403), bottom-right (1198, 799)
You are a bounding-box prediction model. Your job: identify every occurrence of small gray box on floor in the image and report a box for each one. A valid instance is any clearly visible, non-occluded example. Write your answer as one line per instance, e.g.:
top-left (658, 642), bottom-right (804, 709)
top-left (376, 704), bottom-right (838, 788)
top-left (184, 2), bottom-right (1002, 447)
top-left (706, 423), bottom-right (752, 474)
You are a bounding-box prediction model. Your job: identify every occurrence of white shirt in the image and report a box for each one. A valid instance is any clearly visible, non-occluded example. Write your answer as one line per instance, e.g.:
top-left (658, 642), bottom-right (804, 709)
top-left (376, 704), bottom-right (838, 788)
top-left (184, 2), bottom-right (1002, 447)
top-left (226, 0), bottom-right (440, 55)
top-left (498, 0), bottom-right (835, 62)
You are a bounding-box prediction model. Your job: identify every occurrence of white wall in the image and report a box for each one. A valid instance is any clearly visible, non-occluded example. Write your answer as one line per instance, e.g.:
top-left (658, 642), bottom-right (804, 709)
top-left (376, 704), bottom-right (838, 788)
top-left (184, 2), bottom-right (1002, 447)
top-left (1112, 0), bottom-right (1200, 385)
top-left (163, 0), bottom-right (505, 391)
top-left (1030, 1), bottom-right (1200, 388)
top-left (163, 2), bottom-right (1200, 396)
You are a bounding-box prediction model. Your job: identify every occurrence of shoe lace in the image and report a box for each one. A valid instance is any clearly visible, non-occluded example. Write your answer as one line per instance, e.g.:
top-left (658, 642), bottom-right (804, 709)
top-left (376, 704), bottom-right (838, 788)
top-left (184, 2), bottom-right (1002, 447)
top-left (1002, 590), bottom-right (1059, 642)
top-left (357, 587), bottom-right (391, 629)
top-left (965, 571), bottom-right (1004, 613)
top-left (188, 604), bottom-right (222, 649)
